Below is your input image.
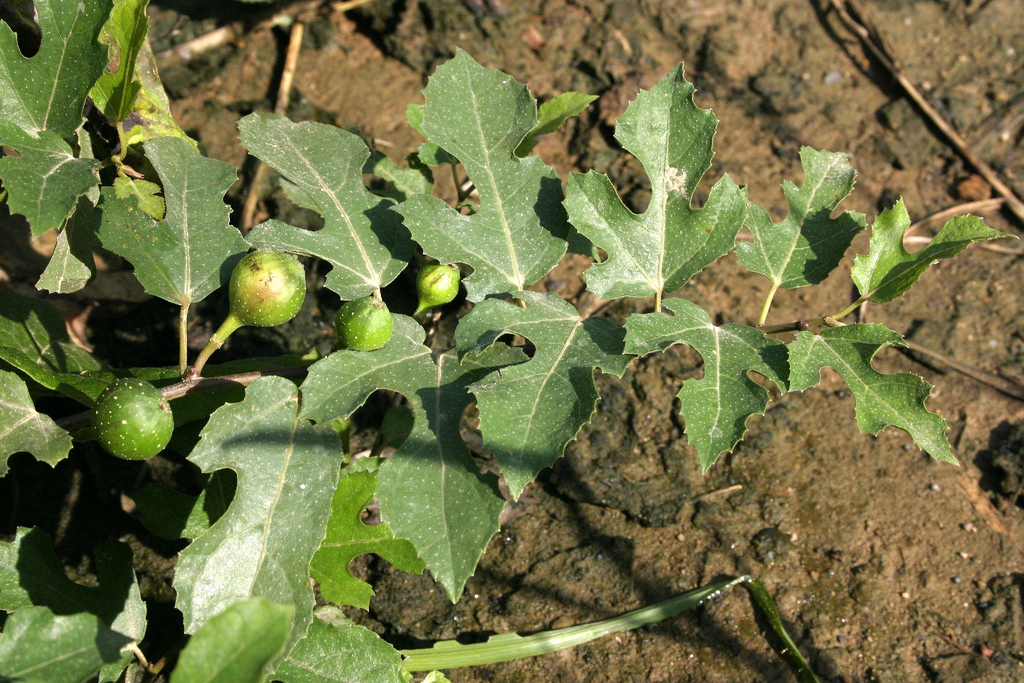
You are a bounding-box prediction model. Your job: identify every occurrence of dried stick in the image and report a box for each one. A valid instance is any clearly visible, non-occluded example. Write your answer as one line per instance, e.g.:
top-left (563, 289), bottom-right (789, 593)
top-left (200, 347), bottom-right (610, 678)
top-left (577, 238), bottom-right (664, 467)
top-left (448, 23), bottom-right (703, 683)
top-left (902, 340), bottom-right (1024, 402)
top-left (825, 0), bottom-right (1024, 224)
top-left (904, 198), bottom-right (1006, 236)
top-left (240, 21), bottom-right (305, 232)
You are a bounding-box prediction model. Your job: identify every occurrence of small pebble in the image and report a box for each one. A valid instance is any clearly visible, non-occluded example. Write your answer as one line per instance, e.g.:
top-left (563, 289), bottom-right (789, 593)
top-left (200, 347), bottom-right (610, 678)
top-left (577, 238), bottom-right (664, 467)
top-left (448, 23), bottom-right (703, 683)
top-left (823, 71), bottom-right (844, 85)
top-left (952, 576), bottom-right (961, 584)
top-left (929, 483), bottom-right (940, 491)
top-left (836, 635), bottom-right (845, 643)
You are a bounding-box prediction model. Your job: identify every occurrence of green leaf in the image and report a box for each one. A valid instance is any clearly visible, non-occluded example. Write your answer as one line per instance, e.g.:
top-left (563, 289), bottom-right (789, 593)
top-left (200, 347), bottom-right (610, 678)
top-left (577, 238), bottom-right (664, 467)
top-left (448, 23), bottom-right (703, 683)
top-left (395, 49), bottom-right (569, 301)
top-left (851, 199), bottom-right (1011, 303)
top-left (0, 121), bottom-right (101, 236)
top-left (170, 598), bottom-right (293, 683)
top-left (365, 150), bottom-right (433, 202)
top-left (173, 377), bottom-right (343, 661)
top-left (113, 174), bottom-right (165, 219)
top-left (37, 197), bottom-right (100, 294)
top-left (736, 147), bottom-right (866, 290)
top-left (0, 528), bottom-right (138, 624)
top-left (90, 0), bottom-right (149, 123)
top-left (624, 299), bottom-right (788, 470)
top-left (0, 289), bottom-right (105, 403)
top-left (238, 112), bottom-right (412, 299)
top-left (310, 468), bottom-right (424, 610)
top-left (299, 316), bottom-right (519, 601)
top-left (276, 605), bottom-right (406, 683)
top-left (406, 102), bottom-right (456, 167)
top-left (98, 561), bottom-right (146, 683)
top-left (788, 324), bottom-right (955, 463)
top-left (515, 91), bottom-right (597, 156)
top-left (97, 136), bottom-right (247, 308)
top-left (0, 371), bottom-right (72, 476)
top-left (0, 607), bottom-right (130, 683)
top-left (132, 470), bottom-right (235, 540)
top-left (0, 0), bottom-right (110, 137)
top-left (565, 66), bottom-right (747, 301)
top-left (455, 291), bottom-right (632, 499)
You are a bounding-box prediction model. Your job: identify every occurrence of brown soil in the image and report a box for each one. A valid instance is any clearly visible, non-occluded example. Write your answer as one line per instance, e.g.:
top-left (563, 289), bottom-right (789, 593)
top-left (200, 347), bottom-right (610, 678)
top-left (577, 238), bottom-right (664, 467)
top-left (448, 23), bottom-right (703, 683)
top-left (12, 0), bottom-right (1024, 681)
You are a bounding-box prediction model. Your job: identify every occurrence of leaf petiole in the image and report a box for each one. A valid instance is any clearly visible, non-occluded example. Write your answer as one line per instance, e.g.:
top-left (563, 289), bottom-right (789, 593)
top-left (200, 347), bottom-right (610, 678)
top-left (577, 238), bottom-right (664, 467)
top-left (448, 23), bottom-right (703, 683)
top-left (757, 281), bottom-right (780, 325)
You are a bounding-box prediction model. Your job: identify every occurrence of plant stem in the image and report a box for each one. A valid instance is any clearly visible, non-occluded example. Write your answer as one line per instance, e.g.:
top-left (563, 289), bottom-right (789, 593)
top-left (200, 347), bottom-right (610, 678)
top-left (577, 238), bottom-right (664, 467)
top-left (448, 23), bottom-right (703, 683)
top-left (654, 289), bottom-right (662, 313)
top-left (400, 575), bottom-right (817, 682)
top-left (758, 297), bottom-right (867, 335)
top-left (757, 281), bottom-right (780, 326)
top-left (178, 304), bottom-right (189, 376)
top-left (187, 314), bottom-right (243, 380)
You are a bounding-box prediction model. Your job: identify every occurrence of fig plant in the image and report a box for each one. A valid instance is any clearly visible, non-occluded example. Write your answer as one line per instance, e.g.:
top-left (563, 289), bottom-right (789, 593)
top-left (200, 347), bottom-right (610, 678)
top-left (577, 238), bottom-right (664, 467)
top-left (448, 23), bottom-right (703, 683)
top-left (0, 2), bottom-right (1013, 682)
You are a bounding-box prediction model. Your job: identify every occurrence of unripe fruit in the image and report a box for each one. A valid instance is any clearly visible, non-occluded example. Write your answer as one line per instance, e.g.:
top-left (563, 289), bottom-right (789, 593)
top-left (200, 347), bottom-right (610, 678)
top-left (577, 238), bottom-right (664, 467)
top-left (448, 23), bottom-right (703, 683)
top-left (415, 263), bottom-right (460, 316)
top-left (92, 379), bottom-right (174, 460)
top-left (229, 251), bottom-right (306, 327)
top-left (335, 296), bottom-right (393, 351)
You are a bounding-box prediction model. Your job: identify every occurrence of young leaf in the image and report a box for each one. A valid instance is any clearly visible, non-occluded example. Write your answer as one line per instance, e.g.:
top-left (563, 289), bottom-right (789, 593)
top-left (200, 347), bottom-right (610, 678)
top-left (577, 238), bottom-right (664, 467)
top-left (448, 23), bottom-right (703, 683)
top-left (90, 0), bottom-right (149, 124)
top-left (736, 147), bottom-right (866, 290)
top-left (0, 607), bottom-right (130, 683)
top-left (238, 112), bottom-right (412, 299)
top-left (113, 174), bottom-right (165, 220)
top-left (37, 197), bottom-right (100, 294)
top-left (97, 136), bottom-right (248, 308)
top-left (170, 598), bottom-right (293, 683)
top-left (173, 377), bottom-right (343, 659)
top-left (310, 468), bottom-right (425, 610)
top-left (455, 290), bottom-right (633, 499)
top-left (122, 37), bottom-right (195, 146)
top-left (788, 324), bottom-right (955, 463)
top-left (515, 91), bottom-right (597, 156)
top-left (0, 371), bottom-right (72, 475)
top-left (624, 299), bottom-right (788, 470)
top-left (276, 606), bottom-right (406, 683)
top-left (365, 150), bottom-right (433, 202)
top-left (851, 199), bottom-right (1011, 303)
top-left (0, 528), bottom-right (138, 623)
top-left (0, 0), bottom-right (110, 137)
top-left (0, 121), bottom-right (101, 236)
top-left (396, 49), bottom-right (569, 301)
top-left (564, 64), bottom-right (747, 301)
top-left (299, 316), bottom-right (520, 601)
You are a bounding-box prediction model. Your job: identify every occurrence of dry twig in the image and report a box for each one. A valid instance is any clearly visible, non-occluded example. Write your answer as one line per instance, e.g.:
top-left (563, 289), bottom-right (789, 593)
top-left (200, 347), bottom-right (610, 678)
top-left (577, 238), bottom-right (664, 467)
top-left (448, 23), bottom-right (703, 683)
top-left (825, 0), bottom-right (1024, 224)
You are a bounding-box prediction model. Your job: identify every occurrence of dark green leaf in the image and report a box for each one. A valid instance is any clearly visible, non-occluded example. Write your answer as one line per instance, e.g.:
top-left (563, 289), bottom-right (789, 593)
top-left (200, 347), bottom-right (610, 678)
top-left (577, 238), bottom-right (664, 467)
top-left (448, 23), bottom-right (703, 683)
top-left (37, 197), bottom-right (100, 294)
top-left (565, 65), bottom-right (747, 300)
top-left (455, 291), bottom-right (632, 498)
top-left (788, 324), bottom-right (955, 463)
top-left (396, 50), bottom-right (569, 301)
top-left (170, 598), bottom-right (293, 683)
top-left (0, 0), bottom-right (110, 137)
top-left (238, 112), bottom-right (412, 300)
top-left (97, 136), bottom-right (247, 307)
top-left (132, 470), bottom-right (235, 540)
top-left (0, 371), bottom-right (72, 476)
top-left (276, 605), bottom-right (406, 683)
top-left (0, 608), bottom-right (130, 683)
top-left (173, 377), bottom-right (343, 661)
top-left (736, 147), bottom-right (866, 290)
top-left (624, 299), bottom-right (788, 470)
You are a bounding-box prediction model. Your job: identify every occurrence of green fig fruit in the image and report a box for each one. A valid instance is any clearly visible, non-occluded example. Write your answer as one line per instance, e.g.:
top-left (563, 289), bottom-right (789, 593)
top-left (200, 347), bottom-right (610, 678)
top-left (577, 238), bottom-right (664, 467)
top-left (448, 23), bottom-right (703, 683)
top-left (92, 379), bottom-right (174, 460)
top-left (335, 296), bottom-right (393, 351)
top-left (415, 263), bottom-right (460, 316)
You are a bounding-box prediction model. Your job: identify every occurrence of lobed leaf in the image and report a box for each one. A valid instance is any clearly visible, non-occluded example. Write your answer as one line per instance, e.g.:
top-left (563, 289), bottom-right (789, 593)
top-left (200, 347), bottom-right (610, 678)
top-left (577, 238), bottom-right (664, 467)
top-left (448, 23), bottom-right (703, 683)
top-left (97, 136), bottom-right (248, 307)
top-left (455, 291), bottom-right (633, 499)
top-left (0, 607), bottom-right (130, 683)
top-left (276, 605), bottom-right (406, 683)
top-left (851, 199), bottom-right (1011, 303)
top-left (239, 112), bottom-right (412, 299)
top-left (170, 598), bottom-right (293, 683)
top-left (0, 0), bottom-right (110, 137)
top-left (310, 468), bottom-right (425, 611)
top-left (625, 299), bottom-right (788, 470)
top-left (90, 0), bottom-right (149, 124)
top-left (396, 49), bottom-right (569, 301)
top-left (564, 64), bottom-right (747, 301)
top-left (0, 372), bottom-right (72, 475)
top-left (37, 197), bottom-right (101, 293)
top-left (788, 324), bottom-right (955, 463)
top-left (299, 316), bottom-right (519, 601)
top-left (0, 121), bottom-right (100, 236)
top-left (173, 377), bottom-right (343, 661)
top-left (736, 147), bottom-right (866, 290)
